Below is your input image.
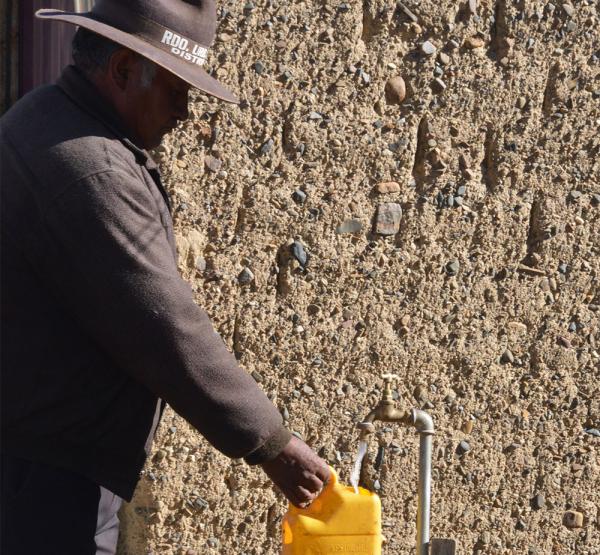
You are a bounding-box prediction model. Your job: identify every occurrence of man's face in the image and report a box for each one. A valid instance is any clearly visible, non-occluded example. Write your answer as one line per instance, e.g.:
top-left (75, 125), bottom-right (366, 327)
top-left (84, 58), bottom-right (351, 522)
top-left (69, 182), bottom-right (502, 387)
top-left (123, 60), bottom-right (191, 150)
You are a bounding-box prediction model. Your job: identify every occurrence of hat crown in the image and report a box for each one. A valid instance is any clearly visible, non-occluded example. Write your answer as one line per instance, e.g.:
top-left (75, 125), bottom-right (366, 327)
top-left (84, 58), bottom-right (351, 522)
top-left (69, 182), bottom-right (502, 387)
top-left (94, 0), bottom-right (216, 48)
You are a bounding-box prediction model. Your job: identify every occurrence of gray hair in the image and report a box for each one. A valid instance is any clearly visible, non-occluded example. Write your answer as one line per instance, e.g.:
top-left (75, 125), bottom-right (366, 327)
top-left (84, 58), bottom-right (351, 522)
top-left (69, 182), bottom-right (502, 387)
top-left (72, 27), bottom-right (157, 88)
top-left (139, 57), bottom-right (158, 89)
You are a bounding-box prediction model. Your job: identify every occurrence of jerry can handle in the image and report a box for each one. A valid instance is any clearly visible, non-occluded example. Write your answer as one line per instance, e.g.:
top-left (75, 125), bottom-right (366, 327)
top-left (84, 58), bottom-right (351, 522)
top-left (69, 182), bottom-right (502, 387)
top-left (324, 466), bottom-right (338, 490)
top-left (302, 466), bottom-right (338, 510)
top-left (314, 466), bottom-right (338, 500)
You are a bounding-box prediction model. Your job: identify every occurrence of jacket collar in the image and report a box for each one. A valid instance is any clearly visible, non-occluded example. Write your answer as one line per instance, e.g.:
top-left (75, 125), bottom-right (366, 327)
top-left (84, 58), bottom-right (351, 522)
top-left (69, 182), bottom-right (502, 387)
top-left (56, 66), bottom-right (158, 171)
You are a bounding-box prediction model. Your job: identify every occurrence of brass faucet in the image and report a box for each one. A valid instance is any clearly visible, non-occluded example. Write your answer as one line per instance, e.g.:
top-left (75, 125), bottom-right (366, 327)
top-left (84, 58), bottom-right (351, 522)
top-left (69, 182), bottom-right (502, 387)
top-left (358, 374), bottom-right (410, 438)
top-left (357, 373), bottom-right (438, 555)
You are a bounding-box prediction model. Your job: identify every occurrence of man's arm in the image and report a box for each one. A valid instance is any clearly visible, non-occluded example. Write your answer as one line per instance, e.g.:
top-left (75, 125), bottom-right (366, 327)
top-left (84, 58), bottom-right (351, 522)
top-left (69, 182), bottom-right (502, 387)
top-left (42, 168), bottom-right (327, 504)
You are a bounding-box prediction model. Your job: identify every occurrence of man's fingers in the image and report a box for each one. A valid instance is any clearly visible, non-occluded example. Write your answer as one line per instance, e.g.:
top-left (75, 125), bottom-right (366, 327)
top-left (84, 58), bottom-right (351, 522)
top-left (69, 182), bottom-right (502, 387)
top-left (260, 435), bottom-right (332, 507)
top-left (299, 471), bottom-right (324, 493)
top-left (315, 463), bottom-right (331, 485)
top-left (290, 485), bottom-right (315, 508)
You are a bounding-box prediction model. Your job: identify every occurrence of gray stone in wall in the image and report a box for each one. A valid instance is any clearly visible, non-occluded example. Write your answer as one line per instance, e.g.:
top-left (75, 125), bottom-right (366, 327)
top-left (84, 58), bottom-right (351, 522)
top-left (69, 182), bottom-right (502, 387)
top-left (374, 203), bottom-right (402, 235)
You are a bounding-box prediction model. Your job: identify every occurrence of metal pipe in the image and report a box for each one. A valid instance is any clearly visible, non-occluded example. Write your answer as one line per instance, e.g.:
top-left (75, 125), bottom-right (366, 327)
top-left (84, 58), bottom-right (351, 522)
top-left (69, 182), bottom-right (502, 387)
top-left (410, 409), bottom-right (434, 555)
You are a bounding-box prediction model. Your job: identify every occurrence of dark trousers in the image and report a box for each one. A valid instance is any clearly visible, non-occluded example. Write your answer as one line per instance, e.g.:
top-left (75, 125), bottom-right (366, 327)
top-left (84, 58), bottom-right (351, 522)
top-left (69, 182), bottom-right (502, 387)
top-left (0, 454), bottom-right (122, 555)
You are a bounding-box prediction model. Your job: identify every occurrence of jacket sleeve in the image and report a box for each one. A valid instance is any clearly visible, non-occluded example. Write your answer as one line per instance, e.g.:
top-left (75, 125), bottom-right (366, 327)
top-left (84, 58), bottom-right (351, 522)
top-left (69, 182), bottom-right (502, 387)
top-left (41, 168), bottom-right (290, 464)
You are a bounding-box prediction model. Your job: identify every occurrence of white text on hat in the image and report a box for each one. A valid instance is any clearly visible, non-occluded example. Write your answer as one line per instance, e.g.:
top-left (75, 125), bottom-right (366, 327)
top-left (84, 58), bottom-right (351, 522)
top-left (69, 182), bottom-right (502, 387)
top-left (161, 30), bottom-right (208, 67)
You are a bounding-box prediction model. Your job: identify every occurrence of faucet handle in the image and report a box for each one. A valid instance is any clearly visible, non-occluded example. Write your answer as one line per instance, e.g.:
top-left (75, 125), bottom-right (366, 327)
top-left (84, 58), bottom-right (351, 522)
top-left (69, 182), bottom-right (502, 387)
top-left (381, 373), bottom-right (400, 401)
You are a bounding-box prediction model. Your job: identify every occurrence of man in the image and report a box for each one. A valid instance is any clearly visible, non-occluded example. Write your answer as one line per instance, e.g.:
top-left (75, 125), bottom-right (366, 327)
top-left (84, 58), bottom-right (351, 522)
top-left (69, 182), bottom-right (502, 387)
top-left (0, 1), bottom-right (329, 553)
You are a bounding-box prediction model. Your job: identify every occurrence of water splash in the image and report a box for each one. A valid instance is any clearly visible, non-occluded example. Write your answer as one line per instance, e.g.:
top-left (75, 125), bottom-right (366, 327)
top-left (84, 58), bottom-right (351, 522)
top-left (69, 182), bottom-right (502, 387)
top-left (350, 440), bottom-right (368, 494)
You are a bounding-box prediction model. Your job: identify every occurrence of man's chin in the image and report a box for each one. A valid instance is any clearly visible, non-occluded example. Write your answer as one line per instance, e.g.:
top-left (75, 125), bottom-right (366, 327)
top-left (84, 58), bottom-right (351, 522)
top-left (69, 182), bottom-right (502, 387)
top-left (147, 134), bottom-right (166, 150)
top-left (153, 128), bottom-right (176, 148)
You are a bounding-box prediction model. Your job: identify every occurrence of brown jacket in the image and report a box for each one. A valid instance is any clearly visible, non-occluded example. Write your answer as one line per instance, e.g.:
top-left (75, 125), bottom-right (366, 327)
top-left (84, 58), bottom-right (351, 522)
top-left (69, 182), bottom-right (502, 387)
top-left (0, 66), bottom-right (290, 500)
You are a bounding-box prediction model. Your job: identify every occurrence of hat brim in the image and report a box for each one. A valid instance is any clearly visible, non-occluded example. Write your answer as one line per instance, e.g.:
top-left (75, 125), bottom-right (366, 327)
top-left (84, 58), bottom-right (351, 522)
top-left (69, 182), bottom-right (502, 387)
top-left (36, 9), bottom-right (239, 104)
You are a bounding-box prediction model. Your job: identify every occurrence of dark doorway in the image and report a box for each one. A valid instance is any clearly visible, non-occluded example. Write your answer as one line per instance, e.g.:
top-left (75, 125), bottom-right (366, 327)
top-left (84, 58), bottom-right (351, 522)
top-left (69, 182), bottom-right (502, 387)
top-left (1, 1), bottom-right (94, 114)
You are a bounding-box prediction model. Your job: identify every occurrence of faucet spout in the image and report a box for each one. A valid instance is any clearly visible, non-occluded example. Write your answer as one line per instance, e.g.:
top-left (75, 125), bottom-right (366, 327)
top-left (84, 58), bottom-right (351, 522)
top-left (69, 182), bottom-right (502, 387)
top-left (358, 374), bottom-right (410, 439)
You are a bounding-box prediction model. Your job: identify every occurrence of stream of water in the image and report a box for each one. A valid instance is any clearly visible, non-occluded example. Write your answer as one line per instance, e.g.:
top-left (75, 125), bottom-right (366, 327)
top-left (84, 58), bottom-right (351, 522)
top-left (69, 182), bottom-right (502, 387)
top-left (350, 440), bottom-right (368, 494)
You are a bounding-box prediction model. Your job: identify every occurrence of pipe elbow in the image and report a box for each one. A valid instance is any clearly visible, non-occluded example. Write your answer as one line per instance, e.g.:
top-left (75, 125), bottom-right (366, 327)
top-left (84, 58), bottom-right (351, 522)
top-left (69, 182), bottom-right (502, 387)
top-left (410, 408), bottom-right (435, 435)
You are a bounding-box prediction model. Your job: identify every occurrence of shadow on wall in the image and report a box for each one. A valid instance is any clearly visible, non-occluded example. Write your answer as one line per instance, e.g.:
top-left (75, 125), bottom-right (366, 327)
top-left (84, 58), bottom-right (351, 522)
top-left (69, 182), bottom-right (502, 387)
top-left (117, 477), bottom-right (158, 555)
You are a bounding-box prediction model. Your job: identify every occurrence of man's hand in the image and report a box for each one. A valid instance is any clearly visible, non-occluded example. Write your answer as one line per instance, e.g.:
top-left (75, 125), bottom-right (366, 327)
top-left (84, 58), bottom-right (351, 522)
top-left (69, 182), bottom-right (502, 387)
top-left (260, 435), bottom-right (330, 508)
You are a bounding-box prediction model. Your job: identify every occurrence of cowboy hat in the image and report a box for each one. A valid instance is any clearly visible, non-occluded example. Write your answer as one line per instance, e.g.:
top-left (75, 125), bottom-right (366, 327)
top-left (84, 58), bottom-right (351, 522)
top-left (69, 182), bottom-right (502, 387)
top-left (36, 0), bottom-right (239, 104)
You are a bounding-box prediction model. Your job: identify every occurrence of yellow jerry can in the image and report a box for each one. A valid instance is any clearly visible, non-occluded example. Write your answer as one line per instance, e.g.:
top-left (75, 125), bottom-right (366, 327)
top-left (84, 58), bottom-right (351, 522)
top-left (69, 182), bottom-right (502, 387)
top-left (282, 468), bottom-right (382, 555)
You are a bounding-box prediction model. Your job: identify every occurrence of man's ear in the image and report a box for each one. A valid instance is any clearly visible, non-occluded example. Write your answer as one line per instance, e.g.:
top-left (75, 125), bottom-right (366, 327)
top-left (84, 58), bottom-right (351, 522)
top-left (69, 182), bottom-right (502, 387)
top-left (107, 48), bottom-right (136, 91)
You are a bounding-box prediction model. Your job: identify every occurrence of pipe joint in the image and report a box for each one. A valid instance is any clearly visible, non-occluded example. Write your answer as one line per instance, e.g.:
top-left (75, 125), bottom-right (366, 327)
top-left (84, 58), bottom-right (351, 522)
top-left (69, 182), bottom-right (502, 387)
top-left (410, 408), bottom-right (435, 435)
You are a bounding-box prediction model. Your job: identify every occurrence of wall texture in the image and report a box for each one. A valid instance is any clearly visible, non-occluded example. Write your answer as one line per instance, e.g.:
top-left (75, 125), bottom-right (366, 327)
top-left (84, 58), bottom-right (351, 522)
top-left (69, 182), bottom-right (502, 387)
top-left (118, 0), bottom-right (599, 553)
